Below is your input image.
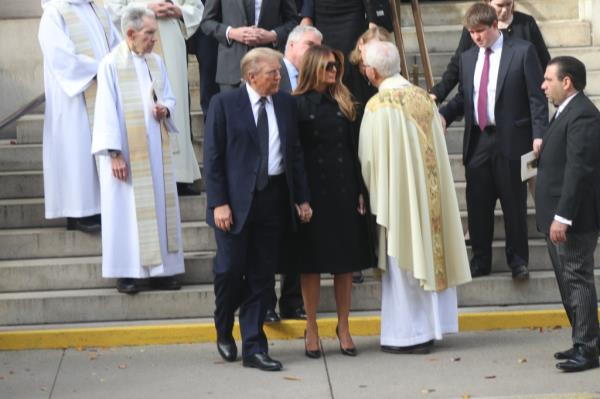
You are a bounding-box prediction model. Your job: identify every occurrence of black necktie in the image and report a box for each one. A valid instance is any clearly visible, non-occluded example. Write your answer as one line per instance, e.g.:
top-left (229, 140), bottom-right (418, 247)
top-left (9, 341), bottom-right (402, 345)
top-left (256, 97), bottom-right (269, 191)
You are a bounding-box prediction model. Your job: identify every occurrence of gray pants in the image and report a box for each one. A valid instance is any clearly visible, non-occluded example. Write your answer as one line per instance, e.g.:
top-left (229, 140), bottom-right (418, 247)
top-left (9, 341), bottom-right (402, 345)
top-left (546, 231), bottom-right (600, 355)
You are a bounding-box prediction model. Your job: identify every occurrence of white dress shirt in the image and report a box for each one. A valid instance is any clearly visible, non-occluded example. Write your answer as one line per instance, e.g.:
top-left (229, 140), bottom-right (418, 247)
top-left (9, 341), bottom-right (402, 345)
top-left (473, 33), bottom-right (503, 127)
top-left (553, 91), bottom-right (580, 226)
top-left (246, 84), bottom-right (284, 176)
top-left (283, 57), bottom-right (298, 91)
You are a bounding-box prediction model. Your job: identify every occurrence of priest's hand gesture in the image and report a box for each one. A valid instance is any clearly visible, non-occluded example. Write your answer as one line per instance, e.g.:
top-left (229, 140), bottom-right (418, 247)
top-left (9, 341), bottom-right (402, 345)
top-left (111, 153), bottom-right (128, 181)
top-left (153, 104), bottom-right (169, 121)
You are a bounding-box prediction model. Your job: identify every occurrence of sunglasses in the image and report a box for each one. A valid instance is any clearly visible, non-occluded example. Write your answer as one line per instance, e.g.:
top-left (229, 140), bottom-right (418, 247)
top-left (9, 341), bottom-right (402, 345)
top-left (325, 61), bottom-right (340, 72)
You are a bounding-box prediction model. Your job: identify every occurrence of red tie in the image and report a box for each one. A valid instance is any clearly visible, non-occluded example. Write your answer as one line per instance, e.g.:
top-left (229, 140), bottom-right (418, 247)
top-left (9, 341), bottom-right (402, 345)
top-left (478, 48), bottom-right (492, 130)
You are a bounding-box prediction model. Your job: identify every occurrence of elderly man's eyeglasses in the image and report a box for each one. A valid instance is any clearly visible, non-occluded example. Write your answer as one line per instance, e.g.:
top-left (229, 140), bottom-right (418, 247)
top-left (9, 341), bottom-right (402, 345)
top-left (325, 61), bottom-right (340, 72)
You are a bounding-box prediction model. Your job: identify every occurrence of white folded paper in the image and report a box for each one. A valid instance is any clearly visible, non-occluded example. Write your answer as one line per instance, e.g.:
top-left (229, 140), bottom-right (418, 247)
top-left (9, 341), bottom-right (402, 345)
top-left (521, 151), bottom-right (538, 181)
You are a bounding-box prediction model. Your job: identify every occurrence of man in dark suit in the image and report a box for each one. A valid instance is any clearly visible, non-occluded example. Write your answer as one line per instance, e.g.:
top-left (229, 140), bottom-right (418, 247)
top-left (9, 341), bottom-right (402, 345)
top-left (439, 3), bottom-right (548, 279)
top-left (200, 0), bottom-right (297, 91)
top-left (537, 56), bottom-right (600, 372)
top-left (261, 24), bottom-right (322, 322)
top-left (204, 47), bottom-right (311, 371)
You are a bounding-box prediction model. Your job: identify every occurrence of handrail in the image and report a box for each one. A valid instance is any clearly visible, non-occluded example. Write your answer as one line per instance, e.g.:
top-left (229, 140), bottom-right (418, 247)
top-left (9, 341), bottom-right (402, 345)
top-left (0, 93), bottom-right (45, 131)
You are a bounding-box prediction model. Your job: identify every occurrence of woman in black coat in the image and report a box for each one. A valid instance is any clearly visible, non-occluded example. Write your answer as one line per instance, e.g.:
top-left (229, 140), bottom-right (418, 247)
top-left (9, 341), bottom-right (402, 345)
top-left (291, 45), bottom-right (374, 358)
top-left (430, 0), bottom-right (550, 103)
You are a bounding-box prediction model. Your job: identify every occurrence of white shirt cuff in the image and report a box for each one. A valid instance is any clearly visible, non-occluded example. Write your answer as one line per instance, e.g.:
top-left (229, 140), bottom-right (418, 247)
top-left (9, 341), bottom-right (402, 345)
top-left (554, 215), bottom-right (572, 226)
top-left (226, 26), bottom-right (232, 45)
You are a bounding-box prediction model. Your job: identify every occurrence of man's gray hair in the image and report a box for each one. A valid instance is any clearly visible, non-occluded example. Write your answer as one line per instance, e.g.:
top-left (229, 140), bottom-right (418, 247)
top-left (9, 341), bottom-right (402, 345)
top-left (285, 25), bottom-right (323, 52)
top-left (121, 3), bottom-right (155, 36)
top-left (240, 47), bottom-right (283, 80)
top-left (364, 41), bottom-right (401, 79)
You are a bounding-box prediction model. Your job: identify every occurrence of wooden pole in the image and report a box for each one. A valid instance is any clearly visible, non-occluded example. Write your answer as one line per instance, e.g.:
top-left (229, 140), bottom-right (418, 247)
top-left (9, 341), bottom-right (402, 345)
top-left (410, 0), bottom-right (434, 90)
top-left (388, 0), bottom-right (409, 80)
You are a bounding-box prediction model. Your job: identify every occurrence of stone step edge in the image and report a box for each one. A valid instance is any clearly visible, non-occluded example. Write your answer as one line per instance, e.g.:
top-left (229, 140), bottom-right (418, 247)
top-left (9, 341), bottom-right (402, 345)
top-left (0, 305), bottom-right (585, 350)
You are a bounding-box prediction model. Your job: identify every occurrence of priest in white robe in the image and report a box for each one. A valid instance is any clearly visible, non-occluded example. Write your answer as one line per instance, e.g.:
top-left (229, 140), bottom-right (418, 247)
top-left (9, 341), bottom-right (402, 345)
top-left (359, 41), bottom-right (472, 354)
top-left (39, 0), bottom-right (120, 232)
top-left (92, 4), bottom-right (184, 294)
top-left (105, 0), bottom-right (203, 194)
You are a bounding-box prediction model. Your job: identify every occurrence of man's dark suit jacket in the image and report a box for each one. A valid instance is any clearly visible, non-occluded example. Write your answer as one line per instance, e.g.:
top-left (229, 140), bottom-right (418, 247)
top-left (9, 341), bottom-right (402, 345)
top-left (535, 92), bottom-right (600, 234)
top-left (200, 0), bottom-right (297, 86)
top-left (439, 37), bottom-right (548, 164)
top-left (203, 85), bottom-right (310, 234)
top-left (279, 58), bottom-right (293, 93)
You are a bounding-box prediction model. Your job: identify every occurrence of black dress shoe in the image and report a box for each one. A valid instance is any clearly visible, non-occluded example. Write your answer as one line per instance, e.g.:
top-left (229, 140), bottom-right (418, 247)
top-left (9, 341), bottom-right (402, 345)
top-left (280, 306), bottom-right (307, 320)
top-left (149, 276), bottom-right (181, 290)
top-left (116, 278), bottom-right (141, 294)
top-left (176, 183), bottom-right (200, 196)
top-left (554, 347), bottom-right (577, 360)
top-left (264, 309), bottom-right (281, 323)
top-left (556, 346), bottom-right (599, 372)
top-left (381, 340), bottom-right (434, 355)
top-left (66, 215), bottom-right (101, 233)
top-left (511, 264), bottom-right (530, 280)
top-left (243, 352), bottom-right (282, 371)
top-left (470, 263), bottom-right (491, 278)
top-left (216, 337), bottom-right (237, 362)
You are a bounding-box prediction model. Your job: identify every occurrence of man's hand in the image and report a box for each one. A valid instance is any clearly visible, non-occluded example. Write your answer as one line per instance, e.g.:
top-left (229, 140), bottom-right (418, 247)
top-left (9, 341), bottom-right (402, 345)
top-left (147, 2), bottom-right (170, 18)
top-left (214, 204), bottom-right (233, 232)
top-left (300, 17), bottom-right (313, 26)
top-left (295, 202), bottom-right (312, 223)
top-left (550, 219), bottom-right (568, 244)
top-left (533, 138), bottom-right (543, 157)
top-left (111, 153), bottom-right (128, 181)
top-left (153, 104), bottom-right (169, 121)
top-left (429, 93), bottom-right (438, 102)
top-left (252, 27), bottom-right (277, 45)
top-left (228, 26), bottom-right (259, 46)
top-left (439, 114), bottom-right (447, 135)
top-left (357, 194), bottom-right (366, 215)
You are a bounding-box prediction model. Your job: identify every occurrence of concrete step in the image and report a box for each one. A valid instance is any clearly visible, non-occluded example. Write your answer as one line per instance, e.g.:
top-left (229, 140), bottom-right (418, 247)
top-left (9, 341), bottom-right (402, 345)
top-left (0, 195), bottom-right (206, 229)
top-left (2, 269), bottom-right (599, 325)
top-left (2, 235), bottom-right (578, 293)
top-left (15, 114), bottom-right (43, 144)
top-left (398, 0), bottom-right (579, 27)
top-left (0, 142), bottom-right (41, 171)
top-left (404, 21), bottom-right (591, 54)
top-left (0, 170), bottom-right (43, 199)
top-left (0, 222), bottom-right (216, 260)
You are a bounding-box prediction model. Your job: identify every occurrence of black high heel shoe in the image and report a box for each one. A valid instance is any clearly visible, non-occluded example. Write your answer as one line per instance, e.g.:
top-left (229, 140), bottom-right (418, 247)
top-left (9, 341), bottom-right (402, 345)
top-left (304, 329), bottom-right (321, 359)
top-left (336, 326), bottom-right (357, 357)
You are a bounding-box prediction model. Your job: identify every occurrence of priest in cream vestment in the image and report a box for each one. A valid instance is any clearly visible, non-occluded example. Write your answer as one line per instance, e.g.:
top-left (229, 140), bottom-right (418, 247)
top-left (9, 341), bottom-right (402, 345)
top-left (39, 0), bottom-right (120, 232)
top-left (92, 4), bottom-right (184, 294)
top-left (359, 41), bottom-right (471, 353)
top-left (105, 0), bottom-right (202, 191)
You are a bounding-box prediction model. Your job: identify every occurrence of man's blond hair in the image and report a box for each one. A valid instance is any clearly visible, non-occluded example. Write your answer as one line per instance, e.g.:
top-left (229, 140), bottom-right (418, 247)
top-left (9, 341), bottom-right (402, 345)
top-left (240, 48), bottom-right (283, 80)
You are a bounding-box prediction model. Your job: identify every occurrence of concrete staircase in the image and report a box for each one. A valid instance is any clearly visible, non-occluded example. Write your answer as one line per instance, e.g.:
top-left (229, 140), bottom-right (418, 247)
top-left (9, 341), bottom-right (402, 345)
top-left (1, 0), bottom-right (600, 327)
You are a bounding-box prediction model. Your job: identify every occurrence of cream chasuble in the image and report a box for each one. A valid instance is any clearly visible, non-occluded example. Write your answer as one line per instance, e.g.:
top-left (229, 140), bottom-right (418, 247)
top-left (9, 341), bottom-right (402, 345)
top-left (359, 74), bottom-right (471, 291)
top-left (92, 43), bottom-right (184, 278)
top-left (105, 0), bottom-right (203, 183)
top-left (39, 0), bottom-right (120, 218)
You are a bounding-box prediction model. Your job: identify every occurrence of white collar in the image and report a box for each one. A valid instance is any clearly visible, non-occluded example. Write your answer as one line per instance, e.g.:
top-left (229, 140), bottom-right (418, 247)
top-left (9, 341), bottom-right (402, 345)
top-left (556, 91), bottom-right (579, 116)
top-left (246, 84), bottom-right (272, 106)
top-left (479, 32), bottom-right (503, 55)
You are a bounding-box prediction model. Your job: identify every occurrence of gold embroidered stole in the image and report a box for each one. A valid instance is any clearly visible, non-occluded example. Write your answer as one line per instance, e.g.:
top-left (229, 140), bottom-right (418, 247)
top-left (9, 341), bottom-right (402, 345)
top-left (53, 0), bottom-right (110, 134)
top-left (114, 41), bottom-right (179, 268)
top-left (371, 87), bottom-right (448, 290)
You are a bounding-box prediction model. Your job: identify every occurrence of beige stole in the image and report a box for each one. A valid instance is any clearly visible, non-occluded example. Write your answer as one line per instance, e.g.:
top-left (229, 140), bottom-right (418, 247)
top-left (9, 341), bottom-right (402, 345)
top-left (53, 0), bottom-right (110, 134)
top-left (114, 41), bottom-right (179, 268)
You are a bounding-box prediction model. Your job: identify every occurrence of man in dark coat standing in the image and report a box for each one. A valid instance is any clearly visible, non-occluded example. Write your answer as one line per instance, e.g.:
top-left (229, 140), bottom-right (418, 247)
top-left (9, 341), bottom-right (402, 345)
top-left (439, 3), bottom-right (547, 279)
top-left (537, 56), bottom-right (600, 372)
top-left (204, 47), bottom-right (311, 371)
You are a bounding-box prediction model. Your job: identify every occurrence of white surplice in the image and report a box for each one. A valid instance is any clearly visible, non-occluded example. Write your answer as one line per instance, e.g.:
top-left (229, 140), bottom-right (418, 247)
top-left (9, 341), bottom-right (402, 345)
top-left (381, 255), bottom-right (458, 346)
top-left (92, 48), bottom-right (184, 278)
top-left (39, 0), bottom-right (120, 218)
top-left (105, 0), bottom-right (202, 183)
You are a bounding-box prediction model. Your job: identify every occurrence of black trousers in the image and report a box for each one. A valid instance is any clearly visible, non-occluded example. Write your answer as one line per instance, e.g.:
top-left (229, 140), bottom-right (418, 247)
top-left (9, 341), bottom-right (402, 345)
top-left (269, 273), bottom-right (303, 314)
top-left (212, 176), bottom-right (288, 358)
top-left (546, 231), bottom-right (600, 355)
top-left (188, 27), bottom-right (219, 117)
top-left (465, 126), bottom-right (529, 272)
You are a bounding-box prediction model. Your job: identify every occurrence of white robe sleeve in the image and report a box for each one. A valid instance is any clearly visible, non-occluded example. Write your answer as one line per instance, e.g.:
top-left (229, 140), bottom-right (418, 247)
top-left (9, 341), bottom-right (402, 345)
top-left (104, 6), bottom-right (123, 47)
top-left (92, 57), bottom-right (124, 154)
top-left (174, 0), bottom-right (203, 39)
top-left (38, 6), bottom-right (98, 98)
top-left (156, 54), bottom-right (179, 133)
top-left (104, 0), bottom-right (127, 25)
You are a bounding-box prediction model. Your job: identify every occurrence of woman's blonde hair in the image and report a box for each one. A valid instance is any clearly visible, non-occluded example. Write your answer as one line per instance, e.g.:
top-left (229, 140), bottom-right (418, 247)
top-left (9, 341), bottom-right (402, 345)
top-left (294, 45), bottom-right (357, 121)
top-left (349, 26), bottom-right (393, 66)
